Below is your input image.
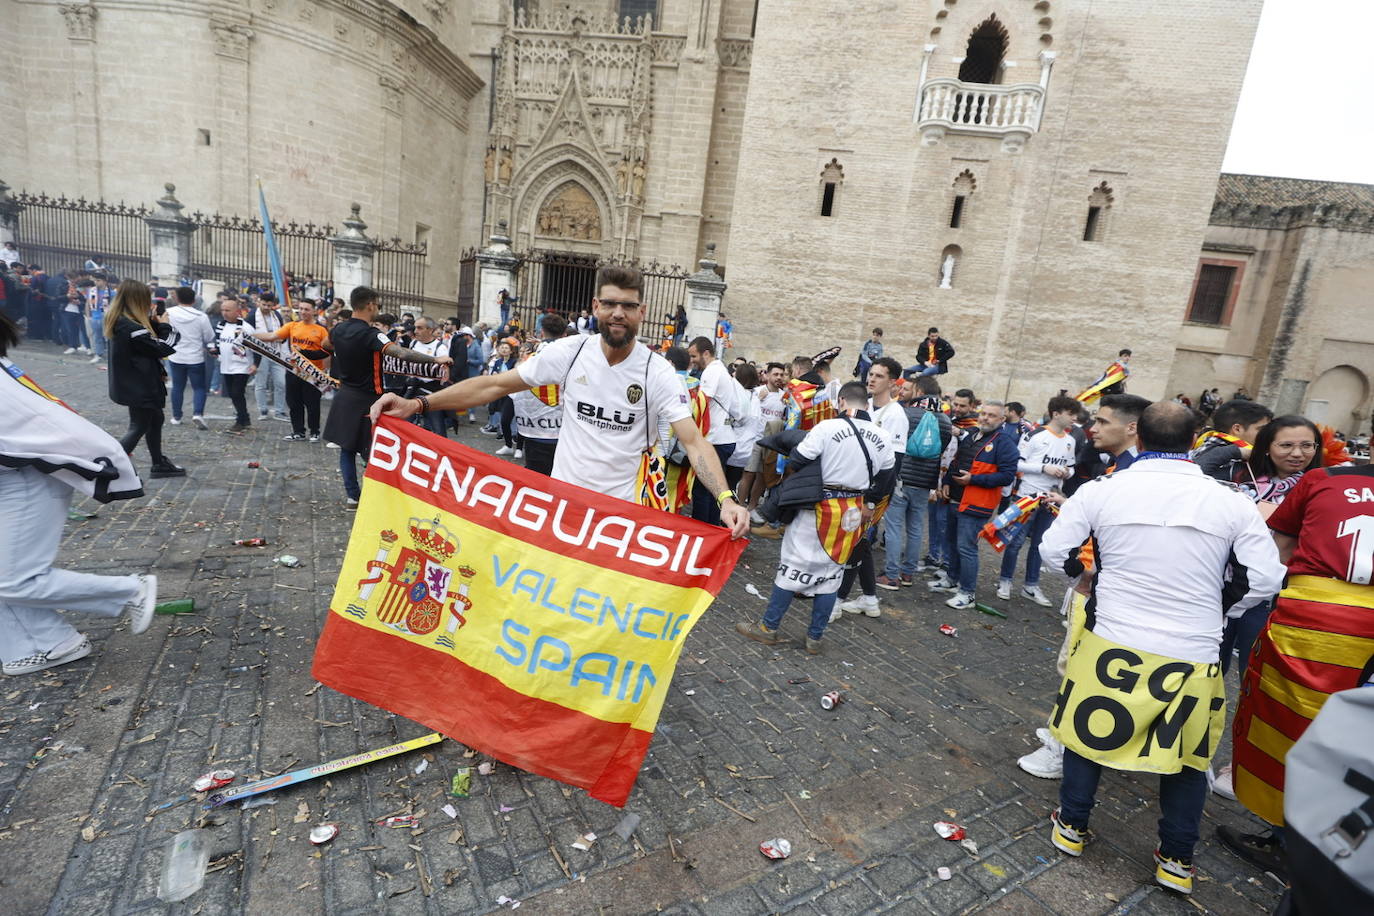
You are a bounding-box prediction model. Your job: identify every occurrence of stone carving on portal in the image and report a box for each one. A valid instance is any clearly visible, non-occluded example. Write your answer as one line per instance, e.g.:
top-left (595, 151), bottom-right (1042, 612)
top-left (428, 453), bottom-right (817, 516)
top-left (483, 5), bottom-right (658, 258)
top-left (536, 184), bottom-right (602, 240)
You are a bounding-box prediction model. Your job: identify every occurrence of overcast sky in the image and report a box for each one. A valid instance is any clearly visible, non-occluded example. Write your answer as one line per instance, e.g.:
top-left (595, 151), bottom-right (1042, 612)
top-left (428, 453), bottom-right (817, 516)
top-left (1222, 0), bottom-right (1374, 184)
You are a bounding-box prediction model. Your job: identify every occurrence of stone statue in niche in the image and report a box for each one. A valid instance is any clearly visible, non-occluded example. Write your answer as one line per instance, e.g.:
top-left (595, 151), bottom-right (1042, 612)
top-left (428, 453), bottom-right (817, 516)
top-left (498, 146), bottom-right (514, 184)
top-left (616, 157), bottom-right (630, 196)
top-left (939, 253), bottom-right (956, 289)
top-left (631, 159), bottom-right (646, 200)
top-left (484, 146), bottom-right (496, 183)
top-left (536, 184), bottom-right (602, 240)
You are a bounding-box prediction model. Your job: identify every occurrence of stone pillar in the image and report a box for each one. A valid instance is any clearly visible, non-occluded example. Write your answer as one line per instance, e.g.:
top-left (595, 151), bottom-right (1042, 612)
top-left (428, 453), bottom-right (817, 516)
top-left (0, 180), bottom-right (21, 248)
top-left (60, 4), bottom-right (104, 199)
top-left (684, 243), bottom-right (726, 344)
top-left (144, 184), bottom-right (195, 285)
top-left (331, 204), bottom-right (375, 305)
top-left (475, 220), bottom-right (519, 330)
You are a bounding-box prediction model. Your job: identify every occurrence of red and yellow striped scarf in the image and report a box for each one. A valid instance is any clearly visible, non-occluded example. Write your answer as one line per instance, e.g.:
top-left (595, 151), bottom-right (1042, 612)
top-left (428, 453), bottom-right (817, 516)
top-left (1193, 429), bottom-right (1248, 450)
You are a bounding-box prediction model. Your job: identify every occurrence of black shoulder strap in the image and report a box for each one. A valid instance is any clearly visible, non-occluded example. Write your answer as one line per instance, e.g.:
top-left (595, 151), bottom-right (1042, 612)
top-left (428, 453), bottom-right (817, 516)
top-left (560, 336), bottom-right (591, 390)
top-left (843, 417), bottom-right (875, 485)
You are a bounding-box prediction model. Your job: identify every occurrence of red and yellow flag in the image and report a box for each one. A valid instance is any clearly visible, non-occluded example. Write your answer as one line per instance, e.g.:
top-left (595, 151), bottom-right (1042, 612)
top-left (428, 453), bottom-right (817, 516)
top-left (1076, 360), bottom-right (1129, 406)
top-left (312, 418), bottom-right (745, 806)
top-left (814, 496), bottom-right (865, 564)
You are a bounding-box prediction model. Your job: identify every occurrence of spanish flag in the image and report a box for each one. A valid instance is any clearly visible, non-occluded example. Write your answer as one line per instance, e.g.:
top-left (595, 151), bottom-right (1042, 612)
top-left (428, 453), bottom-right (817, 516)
top-left (1076, 360), bottom-right (1129, 406)
top-left (1232, 576), bottom-right (1374, 826)
top-left (313, 418), bottom-right (745, 806)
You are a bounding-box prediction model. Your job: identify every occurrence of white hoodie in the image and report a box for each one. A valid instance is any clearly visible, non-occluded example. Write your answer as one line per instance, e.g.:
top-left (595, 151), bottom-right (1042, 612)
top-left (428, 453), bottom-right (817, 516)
top-left (166, 305), bottom-right (215, 365)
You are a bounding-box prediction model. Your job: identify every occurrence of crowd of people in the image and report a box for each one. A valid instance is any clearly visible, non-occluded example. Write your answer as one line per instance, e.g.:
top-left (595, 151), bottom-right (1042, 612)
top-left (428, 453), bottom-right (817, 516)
top-left (2, 252), bottom-right (1371, 909)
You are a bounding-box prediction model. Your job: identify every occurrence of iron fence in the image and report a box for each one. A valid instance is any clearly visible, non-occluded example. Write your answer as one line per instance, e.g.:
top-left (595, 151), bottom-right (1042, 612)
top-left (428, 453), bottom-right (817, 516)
top-left (509, 249), bottom-right (688, 343)
top-left (189, 213), bottom-right (335, 295)
top-left (456, 250), bottom-right (477, 326)
top-left (11, 192), bottom-right (150, 279)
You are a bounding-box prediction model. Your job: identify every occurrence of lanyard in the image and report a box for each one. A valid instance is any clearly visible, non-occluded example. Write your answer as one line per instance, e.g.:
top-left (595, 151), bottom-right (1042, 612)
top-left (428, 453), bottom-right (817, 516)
top-left (1136, 451), bottom-right (1191, 462)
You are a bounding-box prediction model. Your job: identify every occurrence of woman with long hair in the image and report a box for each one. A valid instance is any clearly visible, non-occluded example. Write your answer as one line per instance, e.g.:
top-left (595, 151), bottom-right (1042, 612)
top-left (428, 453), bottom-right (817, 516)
top-left (1211, 415), bottom-right (1323, 802)
top-left (0, 309), bottom-right (158, 675)
top-left (104, 279), bottom-right (185, 477)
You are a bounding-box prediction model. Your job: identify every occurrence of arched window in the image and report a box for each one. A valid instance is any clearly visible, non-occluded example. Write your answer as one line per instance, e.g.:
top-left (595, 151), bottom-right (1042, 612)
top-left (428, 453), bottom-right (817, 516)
top-left (938, 244), bottom-right (962, 288)
top-left (958, 15), bottom-right (1009, 84)
top-left (819, 158), bottom-right (844, 217)
top-left (1083, 181), bottom-right (1114, 242)
top-left (950, 170), bottom-right (976, 228)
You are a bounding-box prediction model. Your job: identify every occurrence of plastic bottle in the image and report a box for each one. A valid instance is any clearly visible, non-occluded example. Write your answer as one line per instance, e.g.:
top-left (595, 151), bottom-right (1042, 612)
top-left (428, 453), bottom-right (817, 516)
top-left (158, 829), bottom-right (210, 902)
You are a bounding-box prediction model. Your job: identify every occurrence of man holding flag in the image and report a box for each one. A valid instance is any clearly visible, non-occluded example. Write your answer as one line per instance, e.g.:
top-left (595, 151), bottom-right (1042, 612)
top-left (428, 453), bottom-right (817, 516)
top-left (1076, 349), bottom-right (1132, 406)
top-left (373, 267), bottom-right (747, 536)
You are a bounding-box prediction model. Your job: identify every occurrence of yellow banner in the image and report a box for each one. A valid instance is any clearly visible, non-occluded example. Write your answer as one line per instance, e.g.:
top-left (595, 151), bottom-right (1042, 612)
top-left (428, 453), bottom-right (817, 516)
top-left (1050, 626), bottom-right (1226, 774)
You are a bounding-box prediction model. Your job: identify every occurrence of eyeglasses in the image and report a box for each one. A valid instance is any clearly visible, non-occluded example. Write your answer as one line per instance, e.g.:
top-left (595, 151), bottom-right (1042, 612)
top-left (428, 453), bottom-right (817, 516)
top-left (1274, 442), bottom-right (1318, 452)
top-left (595, 298), bottom-right (642, 310)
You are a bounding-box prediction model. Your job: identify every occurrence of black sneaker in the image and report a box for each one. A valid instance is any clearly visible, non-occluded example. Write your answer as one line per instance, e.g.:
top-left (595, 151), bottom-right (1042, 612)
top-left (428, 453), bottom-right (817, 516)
top-left (1216, 825), bottom-right (1288, 884)
top-left (283, 433), bottom-right (306, 441)
top-left (149, 458), bottom-right (186, 478)
top-left (228, 423), bottom-right (250, 433)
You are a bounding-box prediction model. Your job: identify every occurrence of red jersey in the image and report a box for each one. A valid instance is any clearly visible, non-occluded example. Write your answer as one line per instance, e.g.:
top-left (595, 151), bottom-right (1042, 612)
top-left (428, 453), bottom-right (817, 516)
top-left (1267, 466), bottom-right (1374, 585)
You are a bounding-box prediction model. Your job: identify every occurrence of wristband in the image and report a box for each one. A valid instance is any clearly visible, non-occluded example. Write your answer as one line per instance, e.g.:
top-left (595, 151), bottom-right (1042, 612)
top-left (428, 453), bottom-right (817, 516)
top-left (414, 395), bottom-right (429, 415)
top-left (715, 489), bottom-right (736, 507)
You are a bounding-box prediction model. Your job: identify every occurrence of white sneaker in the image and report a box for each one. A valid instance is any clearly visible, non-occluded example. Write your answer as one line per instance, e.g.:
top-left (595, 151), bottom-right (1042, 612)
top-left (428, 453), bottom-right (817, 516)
top-left (945, 590), bottom-right (975, 610)
top-left (192, 416), bottom-right (208, 430)
top-left (89, 355), bottom-right (101, 364)
top-left (78, 346), bottom-right (90, 354)
top-left (860, 594), bottom-right (881, 618)
top-left (345, 497), bottom-right (359, 508)
top-left (996, 580), bottom-right (1013, 601)
top-left (327, 442), bottom-right (340, 449)
top-left (829, 605), bottom-right (843, 624)
top-left (495, 445), bottom-right (515, 456)
top-left (3, 633), bottom-right (92, 676)
top-left (1021, 585), bottom-right (1053, 607)
top-left (513, 448), bottom-right (524, 459)
top-left (62, 347), bottom-right (76, 354)
top-left (1035, 727), bottom-right (1055, 746)
top-left (1211, 763), bottom-right (1236, 800)
top-left (1018, 736), bottom-right (1064, 779)
top-left (749, 509), bottom-right (766, 526)
top-left (169, 417), bottom-right (182, 426)
top-left (838, 597), bottom-right (867, 615)
top-left (125, 574), bottom-right (157, 635)
top-left (927, 572), bottom-right (956, 592)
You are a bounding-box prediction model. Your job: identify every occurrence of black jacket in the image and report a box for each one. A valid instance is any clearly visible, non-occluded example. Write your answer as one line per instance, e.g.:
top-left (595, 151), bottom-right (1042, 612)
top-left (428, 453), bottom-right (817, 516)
top-left (108, 316), bottom-right (176, 408)
top-left (898, 403), bottom-right (953, 491)
top-left (910, 337), bottom-right (955, 375)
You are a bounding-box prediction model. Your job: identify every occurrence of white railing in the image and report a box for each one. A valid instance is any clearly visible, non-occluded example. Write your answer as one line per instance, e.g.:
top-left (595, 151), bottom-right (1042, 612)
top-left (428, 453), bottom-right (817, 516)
top-left (917, 78), bottom-right (1045, 134)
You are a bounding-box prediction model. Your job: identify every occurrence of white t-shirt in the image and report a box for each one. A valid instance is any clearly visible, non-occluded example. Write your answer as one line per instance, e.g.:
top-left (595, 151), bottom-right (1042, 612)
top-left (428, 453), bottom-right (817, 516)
top-left (795, 415), bottom-right (895, 491)
top-left (697, 358), bottom-right (738, 446)
top-left (215, 319), bottom-right (254, 375)
top-left (513, 342), bottom-right (561, 441)
top-left (727, 387), bottom-right (763, 467)
top-left (868, 399), bottom-right (910, 453)
top-left (517, 336), bottom-right (690, 502)
top-left (758, 386), bottom-right (786, 426)
top-left (1016, 427), bottom-right (1077, 496)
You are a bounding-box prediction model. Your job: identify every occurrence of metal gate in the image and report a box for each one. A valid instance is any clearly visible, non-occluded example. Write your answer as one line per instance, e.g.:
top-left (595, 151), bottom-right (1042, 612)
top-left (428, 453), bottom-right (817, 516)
top-left (189, 212), bottom-right (335, 294)
top-left (10, 192), bottom-right (151, 279)
top-left (509, 249), bottom-right (687, 342)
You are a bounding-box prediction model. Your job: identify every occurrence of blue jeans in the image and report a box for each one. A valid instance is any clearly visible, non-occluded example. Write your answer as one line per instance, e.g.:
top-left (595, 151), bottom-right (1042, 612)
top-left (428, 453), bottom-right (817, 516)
top-left (762, 584), bottom-right (838, 641)
top-left (883, 484), bottom-right (929, 578)
top-left (1059, 748), bottom-right (1209, 861)
top-left (0, 467), bottom-right (141, 663)
top-left (1220, 598), bottom-right (1274, 677)
top-left (998, 503), bottom-right (1057, 587)
top-left (254, 360), bottom-right (287, 417)
top-left (690, 443), bottom-right (735, 526)
top-left (339, 449), bottom-right (363, 500)
top-left (87, 315), bottom-right (106, 358)
top-left (944, 508), bottom-right (984, 594)
top-left (903, 363), bottom-right (940, 377)
top-left (928, 499), bottom-right (949, 565)
top-left (168, 361), bottom-right (209, 419)
top-left (61, 310), bottom-right (88, 349)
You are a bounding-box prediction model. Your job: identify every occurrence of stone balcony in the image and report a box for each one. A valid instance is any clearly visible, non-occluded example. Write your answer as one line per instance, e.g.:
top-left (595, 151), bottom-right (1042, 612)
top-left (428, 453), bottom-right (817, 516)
top-left (914, 48), bottom-right (1056, 153)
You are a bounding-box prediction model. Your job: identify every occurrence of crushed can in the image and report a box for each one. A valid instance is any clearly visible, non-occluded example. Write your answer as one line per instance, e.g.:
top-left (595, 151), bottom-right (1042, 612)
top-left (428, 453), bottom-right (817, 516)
top-left (309, 824), bottom-right (339, 845)
top-left (233, 538), bottom-right (267, 547)
top-left (192, 769), bottom-right (236, 792)
top-left (759, 837), bottom-right (792, 859)
top-left (819, 690), bottom-right (843, 710)
top-left (939, 624), bottom-right (958, 637)
top-left (276, 555), bottom-right (302, 568)
top-left (379, 815), bottom-right (418, 829)
top-left (246, 461), bottom-right (260, 469)
top-left (933, 821), bottom-right (967, 841)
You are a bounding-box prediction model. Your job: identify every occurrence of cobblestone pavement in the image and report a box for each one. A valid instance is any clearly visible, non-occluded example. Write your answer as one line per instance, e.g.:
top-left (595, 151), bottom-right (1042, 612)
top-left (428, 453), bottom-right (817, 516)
top-left (0, 342), bottom-right (1284, 915)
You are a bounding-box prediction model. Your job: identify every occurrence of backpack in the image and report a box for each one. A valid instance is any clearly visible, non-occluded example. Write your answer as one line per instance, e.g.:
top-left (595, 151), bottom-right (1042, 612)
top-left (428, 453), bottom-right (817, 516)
top-left (906, 408), bottom-right (941, 459)
top-left (1281, 685), bottom-right (1374, 915)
